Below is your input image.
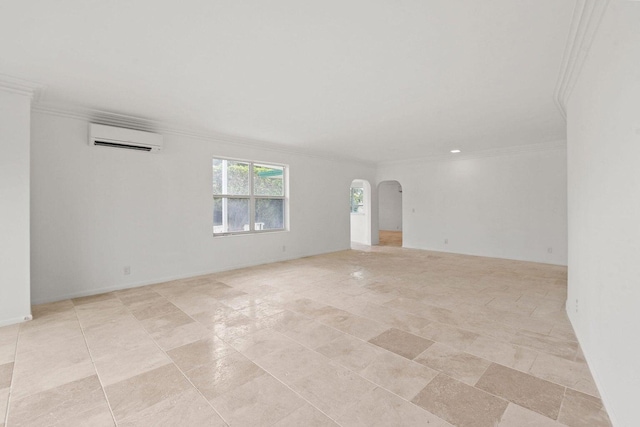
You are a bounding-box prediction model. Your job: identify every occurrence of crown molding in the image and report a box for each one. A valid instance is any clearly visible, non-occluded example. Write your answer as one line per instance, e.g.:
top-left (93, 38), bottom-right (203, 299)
top-left (554, 0), bottom-right (610, 119)
top-left (378, 139), bottom-right (567, 168)
top-left (0, 74), bottom-right (45, 100)
top-left (31, 101), bottom-right (376, 167)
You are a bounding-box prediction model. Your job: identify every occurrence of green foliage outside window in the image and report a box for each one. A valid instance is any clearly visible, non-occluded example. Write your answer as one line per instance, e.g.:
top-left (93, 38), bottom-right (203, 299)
top-left (351, 187), bottom-right (364, 213)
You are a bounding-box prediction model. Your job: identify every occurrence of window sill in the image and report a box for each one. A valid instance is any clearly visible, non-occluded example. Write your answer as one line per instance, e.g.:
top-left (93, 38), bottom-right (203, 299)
top-left (213, 229), bottom-right (289, 238)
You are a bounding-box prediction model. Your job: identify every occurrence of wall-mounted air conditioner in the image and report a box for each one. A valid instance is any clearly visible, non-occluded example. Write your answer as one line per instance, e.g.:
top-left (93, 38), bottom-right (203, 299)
top-left (89, 123), bottom-right (163, 152)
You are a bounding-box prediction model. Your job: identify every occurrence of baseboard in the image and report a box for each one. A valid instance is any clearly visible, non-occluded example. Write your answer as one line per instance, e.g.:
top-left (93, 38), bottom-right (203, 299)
top-left (30, 245), bottom-right (350, 305)
top-left (402, 244), bottom-right (568, 267)
top-left (0, 313), bottom-right (32, 327)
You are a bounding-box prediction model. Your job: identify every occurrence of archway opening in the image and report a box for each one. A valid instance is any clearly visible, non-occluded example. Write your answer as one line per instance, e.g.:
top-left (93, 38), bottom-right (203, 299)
top-left (378, 180), bottom-right (402, 247)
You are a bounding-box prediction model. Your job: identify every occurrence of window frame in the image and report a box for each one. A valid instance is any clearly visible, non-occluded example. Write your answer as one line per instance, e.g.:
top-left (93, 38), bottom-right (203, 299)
top-left (213, 157), bottom-right (288, 236)
top-left (350, 186), bottom-right (365, 215)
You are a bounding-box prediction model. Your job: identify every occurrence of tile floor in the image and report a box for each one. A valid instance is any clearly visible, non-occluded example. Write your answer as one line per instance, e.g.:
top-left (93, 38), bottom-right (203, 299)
top-left (0, 246), bottom-right (612, 426)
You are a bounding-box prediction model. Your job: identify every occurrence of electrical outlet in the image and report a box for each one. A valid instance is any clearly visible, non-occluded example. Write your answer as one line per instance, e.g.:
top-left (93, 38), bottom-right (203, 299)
top-left (548, 247), bottom-right (553, 254)
top-left (575, 298), bottom-right (579, 313)
top-left (282, 245), bottom-right (286, 252)
top-left (444, 238), bottom-right (448, 244)
top-left (412, 208), bottom-right (415, 213)
top-left (124, 266), bottom-right (131, 275)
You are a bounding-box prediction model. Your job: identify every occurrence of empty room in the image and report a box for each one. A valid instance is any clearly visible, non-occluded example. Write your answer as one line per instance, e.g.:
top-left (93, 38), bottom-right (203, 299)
top-left (1, 0), bottom-right (638, 426)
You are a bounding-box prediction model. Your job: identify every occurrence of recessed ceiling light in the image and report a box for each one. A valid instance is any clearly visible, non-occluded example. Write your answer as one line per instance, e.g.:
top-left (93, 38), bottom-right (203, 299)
top-left (450, 149), bottom-right (461, 153)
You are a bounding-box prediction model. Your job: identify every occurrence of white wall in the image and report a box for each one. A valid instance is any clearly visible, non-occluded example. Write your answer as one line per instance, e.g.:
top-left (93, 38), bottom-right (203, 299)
top-left (30, 112), bottom-right (376, 304)
top-left (378, 147), bottom-right (567, 265)
top-left (378, 180), bottom-right (402, 231)
top-left (0, 91), bottom-right (32, 326)
top-left (566, 3), bottom-right (640, 425)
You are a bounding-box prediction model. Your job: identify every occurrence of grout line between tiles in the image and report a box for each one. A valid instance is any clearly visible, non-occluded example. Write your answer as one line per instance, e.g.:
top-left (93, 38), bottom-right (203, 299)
top-left (215, 311), bottom-right (448, 425)
top-left (113, 291), bottom-right (233, 427)
top-left (13, 248), bottom-right (589, 426)
top-left (2, 326), bottom-right (20, 427)
top-left (73, 304), bottom-right (119, 427)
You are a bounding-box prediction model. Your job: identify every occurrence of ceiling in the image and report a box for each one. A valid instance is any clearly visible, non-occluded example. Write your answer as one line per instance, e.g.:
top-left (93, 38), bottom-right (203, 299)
top-left (0, 0), bottom-right (575, 163)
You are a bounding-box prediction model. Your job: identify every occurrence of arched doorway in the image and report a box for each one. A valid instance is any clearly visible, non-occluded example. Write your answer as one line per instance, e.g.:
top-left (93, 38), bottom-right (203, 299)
top-left (378, 180), bottom-right (402, 247)
top-left (350, 179), bottom-right (372, 246)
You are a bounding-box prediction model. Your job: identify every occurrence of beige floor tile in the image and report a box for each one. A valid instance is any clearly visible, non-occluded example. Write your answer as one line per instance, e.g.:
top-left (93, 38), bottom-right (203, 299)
top-left (51, 400), bottom-right (115, 427)
top-left (558, 388), bottom-right (612, 427)
top-left (0, 344), bottom-right (16, 365)
top-left (271, 311), bottom-right (343, 349)
top-left (498, 403), bottom-right (562, 426)
top-left (0, 326), bottom-right (18, 365)
top-left (529, 352), bottom-right (599, 397)
top-left (223, 328), bottom-right (299, 360)
top-left (0, 363), bottom-right (12, 389)
top-left (169, 293), bottom-right (222, 315)
top-left (414, 342), bottom-right (491, 385)
top-left (574, 345), bottom-right (586, 364)
top-left (18, 315), bottom-right (83, 345)
top-left (75, 301), bottom-right (131, 331)
top-left (18, 310), bottom-right (78, 336)
top-left (118, 388), bottom-right (226, 427)
top-left (510, 330), bottom-right (578, 361)
top-left (72, 292), bottom-right (118, 306)
top-left (316, 334), bottom-right (384, 372)
top-left (210, 372), bottom-right (305, 426)
top-left (272, 403), bottom-right (337, 426)
top-left (338, 386), bottom-right (449, 426)
top-left (83, 317), bottom-right (157, 359)
top-left (218, 293), bottom-right (274, 310)
top-left (7, 375), bottom-right (107, 427)
top-left (0, 324), bottom-right (20, 342)
top-left (11, 360), bottom-right (96, 402)
top-left (368, 328), bottom-right (434, 359)
top-left (30, 300), bottom-right (75, 318)
top-left (458, 316), bottom-right (517, 342)
top-left (211, 316), bottom-right (278, 342)
top-left (104, 364), bottom-right (192, 422)
top-left (418, 322), bottom-right (479, 351)
top-left (190, 304), bottom-right (249, 328)
top-left (0, 388), bottom-right (8, 423)
top-left (466, 335), bottom-right (538, 372)
top-left (140, 310), bottom-right (194, 335)
top-left (255, 341), bottom-right (332, 384)
top-left (117, 290), bottom-right (165, 309)
top-left (350, 302), bottom-right (432, 335)
top-left (359, 349), bottom-right (438, 400)
top-left (129, 300), bottom-right (182, 321)
top-left (283, 298), bottom-right (331, 317)
top-left (167, 337), bottom-right (236, 372)
top-left (548, 324), bottom-right (578, 342)
top-left (476, 363), bottom-right (565, 420)
top-left (185, 351), bottom-right (266, 401)
top-left (487, 298), bottom-right (537, 316)
top-left (412, 373), bottom-right (508, 427)
top-left (151, 320), bottom-right (211, 351)
top-left (237, 301), bottom-right (286, 320)
top-left (290, 363), bottom-right (377, 419)
top-left (318, 310), bottom-right (389, 341)
top-left (94, 342), bottom-right (171, 386)
top-left (11, 335), bottom-right (95, 400)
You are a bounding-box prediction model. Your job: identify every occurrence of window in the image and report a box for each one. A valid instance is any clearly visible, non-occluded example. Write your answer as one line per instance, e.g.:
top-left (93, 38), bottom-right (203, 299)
top-left (213, 158), bottom-right (287, 235)
top-left (350, 187), bottom-right (364, 214)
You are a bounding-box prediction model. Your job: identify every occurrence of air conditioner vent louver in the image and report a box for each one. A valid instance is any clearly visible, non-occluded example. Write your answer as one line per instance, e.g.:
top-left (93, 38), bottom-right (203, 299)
top-left (93, 140), bottom-right (153, 151)
top-left (89, 124), bottom-right (163, 152)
